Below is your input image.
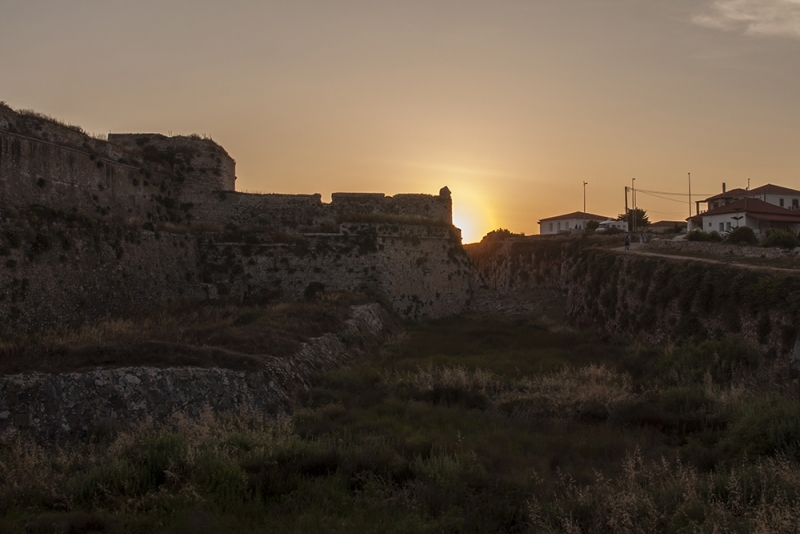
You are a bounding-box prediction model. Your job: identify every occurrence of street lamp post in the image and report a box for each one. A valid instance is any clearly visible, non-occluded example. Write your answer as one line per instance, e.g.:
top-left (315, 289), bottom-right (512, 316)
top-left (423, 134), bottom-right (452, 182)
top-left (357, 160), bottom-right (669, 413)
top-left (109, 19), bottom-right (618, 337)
top-left (583, 181), bottom-right (588, 229)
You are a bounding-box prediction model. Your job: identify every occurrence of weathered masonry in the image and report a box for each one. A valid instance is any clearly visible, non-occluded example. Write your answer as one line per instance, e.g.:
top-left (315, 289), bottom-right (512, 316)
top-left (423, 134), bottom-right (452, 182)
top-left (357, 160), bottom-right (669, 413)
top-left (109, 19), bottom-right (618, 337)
top-left (0, 104), bottom-right (476, 330)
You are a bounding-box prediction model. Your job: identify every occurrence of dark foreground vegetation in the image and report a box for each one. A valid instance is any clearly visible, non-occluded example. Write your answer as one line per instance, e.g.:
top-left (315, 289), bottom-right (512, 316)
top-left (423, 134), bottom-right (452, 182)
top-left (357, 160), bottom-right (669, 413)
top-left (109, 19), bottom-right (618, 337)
top-left (2, 309), bottom-right (800, 533)
top-left (0, 295), bottom-right (367, 375)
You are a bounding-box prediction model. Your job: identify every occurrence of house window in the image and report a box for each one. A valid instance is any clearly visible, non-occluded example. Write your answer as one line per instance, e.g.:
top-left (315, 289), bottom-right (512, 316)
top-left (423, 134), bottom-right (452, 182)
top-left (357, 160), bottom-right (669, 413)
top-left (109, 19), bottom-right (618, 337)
top-left (549, 223), bottom-right (553, 232)
top-left (780, 198), bottom-right (785, 207)
top-left (726, 222), bottom-right (732, 231)
top-left (708, 222), bottom-right (712, 228)
top-left (719, 222), bottom-right (724, 231)
top-left (557, 222), bottom-right (561, 230)
top-left (793, 199), bottom-right (798, 209)
top-left (566, 222), bottom-right (570, 229)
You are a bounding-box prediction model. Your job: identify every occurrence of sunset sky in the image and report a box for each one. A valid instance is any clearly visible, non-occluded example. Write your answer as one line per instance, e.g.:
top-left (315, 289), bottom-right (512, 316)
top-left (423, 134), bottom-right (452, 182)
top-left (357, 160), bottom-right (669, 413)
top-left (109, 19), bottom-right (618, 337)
top-left (2, 0), bottom-right (800, 242)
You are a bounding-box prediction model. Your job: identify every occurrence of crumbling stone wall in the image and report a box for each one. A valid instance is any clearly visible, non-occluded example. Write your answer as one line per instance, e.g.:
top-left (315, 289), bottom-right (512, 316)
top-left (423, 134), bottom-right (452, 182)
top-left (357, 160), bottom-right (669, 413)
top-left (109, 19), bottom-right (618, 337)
top-left (190, 192), bottom-right (332, 231)
top-left (201, 223), bottom-right (474, 320)
top-left (0, 131), bottom-right (166, 222)
top-left (0, 215), bottom-right (205, 331)
top-left (0, 304), bottom-right (388, 441)
top-left (0, 104), bottom-right (477, 325)
top-left (108, 133), bottom-right (236, 205)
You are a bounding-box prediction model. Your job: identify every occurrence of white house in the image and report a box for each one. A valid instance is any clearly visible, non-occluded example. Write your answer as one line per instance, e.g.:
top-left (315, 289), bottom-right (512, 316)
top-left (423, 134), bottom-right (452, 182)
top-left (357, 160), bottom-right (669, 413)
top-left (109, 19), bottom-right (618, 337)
top-left (687, 198), bottom-right (800, 235)
top-left (538, 211), bottom-right (610, 235)
top-left (698, 183), bottom-right (800, 213)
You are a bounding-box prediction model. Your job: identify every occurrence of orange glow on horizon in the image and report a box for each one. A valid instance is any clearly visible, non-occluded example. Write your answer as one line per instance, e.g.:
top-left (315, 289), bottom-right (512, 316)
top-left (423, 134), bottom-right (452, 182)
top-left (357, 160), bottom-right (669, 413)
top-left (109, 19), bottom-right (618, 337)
top-left (452, 189), bottom-right (497, 244)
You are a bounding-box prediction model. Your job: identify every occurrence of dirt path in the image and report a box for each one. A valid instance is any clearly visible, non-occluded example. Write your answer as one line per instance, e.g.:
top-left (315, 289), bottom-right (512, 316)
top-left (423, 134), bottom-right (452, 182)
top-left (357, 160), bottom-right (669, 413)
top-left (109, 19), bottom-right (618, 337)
top-left (612, 244), bottom-right (800, 274)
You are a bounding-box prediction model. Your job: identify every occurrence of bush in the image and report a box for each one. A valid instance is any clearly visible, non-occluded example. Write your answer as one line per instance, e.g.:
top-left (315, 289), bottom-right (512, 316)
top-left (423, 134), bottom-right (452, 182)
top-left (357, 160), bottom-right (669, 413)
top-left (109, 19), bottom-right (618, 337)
top-left (722, 395), bottom-right (800, 458)
top-left (658, 339), bottom-right (759, 384)
top-left (687, 230), bottom-right (723, 242)
top-left (726, 226), bottom-right (758, 245)
top-left (762, 229), bottom-right (800, 249)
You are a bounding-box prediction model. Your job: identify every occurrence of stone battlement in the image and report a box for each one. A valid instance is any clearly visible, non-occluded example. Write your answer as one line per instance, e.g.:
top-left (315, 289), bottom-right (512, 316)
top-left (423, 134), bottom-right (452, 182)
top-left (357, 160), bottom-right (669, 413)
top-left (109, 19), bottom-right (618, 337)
top-left (0, 104), bottom-right (451, 229)
top-left (0, 105), bottom-right (475, 325)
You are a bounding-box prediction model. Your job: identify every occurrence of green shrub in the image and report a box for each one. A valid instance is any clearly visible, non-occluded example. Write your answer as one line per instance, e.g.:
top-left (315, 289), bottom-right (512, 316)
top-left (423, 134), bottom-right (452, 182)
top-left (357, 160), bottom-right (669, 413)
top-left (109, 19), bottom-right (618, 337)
top-left (762, 229), bottom-right (800, 249)
top-left (687, 230), bottom-right (723, 242)
top-left (658, 338), bottom-right (759, 384)
top-left (726, 226), bottom-right (758, 245)
top-left (722, 395), bottom-right (800, 458)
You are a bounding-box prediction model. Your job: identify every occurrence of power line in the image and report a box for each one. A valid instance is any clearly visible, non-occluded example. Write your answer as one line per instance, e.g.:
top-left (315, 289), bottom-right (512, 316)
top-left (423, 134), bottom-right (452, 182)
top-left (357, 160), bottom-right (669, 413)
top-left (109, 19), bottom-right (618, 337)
top-left (636, 190), bottom-right (692, 205)
top-left (636, 188), bottom-right (714, 197)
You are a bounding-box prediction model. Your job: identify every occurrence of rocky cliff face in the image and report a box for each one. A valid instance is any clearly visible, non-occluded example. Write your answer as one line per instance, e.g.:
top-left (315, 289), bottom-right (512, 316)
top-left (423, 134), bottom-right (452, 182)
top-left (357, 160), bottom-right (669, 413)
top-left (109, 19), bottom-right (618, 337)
top-left (466, 237), bottom-right (800, 357)
top-left (0, 304), bottom-right (389, 441)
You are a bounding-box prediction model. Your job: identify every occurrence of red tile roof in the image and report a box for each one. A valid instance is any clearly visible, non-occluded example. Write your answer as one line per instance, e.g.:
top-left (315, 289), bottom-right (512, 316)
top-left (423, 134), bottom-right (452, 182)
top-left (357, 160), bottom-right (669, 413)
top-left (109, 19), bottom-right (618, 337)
top-left (703, 184), bottom-right (800, 203)
top-left (538, 211), bottom-right (610, 223)
top-left (692, 198), bottom-right (800, 222)
top-left (703, 188), bottom-right (748, 203)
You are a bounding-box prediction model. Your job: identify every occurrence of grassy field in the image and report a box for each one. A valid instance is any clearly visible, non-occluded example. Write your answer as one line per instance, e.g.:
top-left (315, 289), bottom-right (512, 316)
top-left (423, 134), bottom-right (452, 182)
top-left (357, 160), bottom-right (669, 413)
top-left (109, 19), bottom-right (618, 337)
top-left (2, 310), bottom-right (800, 533)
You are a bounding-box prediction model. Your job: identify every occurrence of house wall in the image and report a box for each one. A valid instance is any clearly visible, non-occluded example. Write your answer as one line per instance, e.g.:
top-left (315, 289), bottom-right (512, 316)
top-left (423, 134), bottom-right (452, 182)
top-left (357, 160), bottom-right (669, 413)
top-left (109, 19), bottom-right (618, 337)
top-left (762, 193), bottom-right (800, 210)
top-left (539, 217), bottom-right (600, 235)
top-left (700, 213), bottom-right (800, 235)
top-left (702, 213), bottom-right (745, 233)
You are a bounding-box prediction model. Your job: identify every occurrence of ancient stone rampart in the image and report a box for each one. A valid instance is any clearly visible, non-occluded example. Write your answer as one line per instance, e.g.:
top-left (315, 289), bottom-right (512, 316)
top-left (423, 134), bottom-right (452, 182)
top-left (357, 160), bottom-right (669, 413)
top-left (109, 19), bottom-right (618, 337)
top-left (201, 224), bottom-right (472, 320)
top-left (0, 130), bottom-right (165, 222)
top-left (108, 133), bottom-right (236, 204)
top-left (191, 191), bottom-right (331, 230)
top-left (0, 104), bottom-right (477, 325)
top-left (0, 219), bottom-right (206, 331)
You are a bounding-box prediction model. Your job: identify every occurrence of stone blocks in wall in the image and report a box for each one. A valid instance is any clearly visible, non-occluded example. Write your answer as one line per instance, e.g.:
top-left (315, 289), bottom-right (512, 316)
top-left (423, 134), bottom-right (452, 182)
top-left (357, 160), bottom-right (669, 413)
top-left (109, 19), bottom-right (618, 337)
top-left (200, 224), bottom-right (473, 320)
top-left (0, 104), bottom-right (476, 326)
top-left (108, 133), bottom-right (237, 203)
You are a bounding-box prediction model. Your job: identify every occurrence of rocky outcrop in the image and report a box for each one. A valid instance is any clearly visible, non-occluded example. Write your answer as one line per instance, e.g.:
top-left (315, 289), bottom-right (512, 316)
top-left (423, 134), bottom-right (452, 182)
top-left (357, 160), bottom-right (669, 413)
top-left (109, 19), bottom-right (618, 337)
top-left (0, 303), bottom-right (390, 441)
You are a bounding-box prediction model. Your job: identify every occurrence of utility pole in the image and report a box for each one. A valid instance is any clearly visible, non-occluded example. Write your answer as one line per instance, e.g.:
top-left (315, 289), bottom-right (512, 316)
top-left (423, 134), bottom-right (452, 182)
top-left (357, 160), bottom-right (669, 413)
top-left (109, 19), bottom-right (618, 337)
top-left (583, 181), bottom-right (588, 229)
top-left (688, 173), bottom-right (692, 219)
top-left (624, 186), bottom-right (628, 226)
top-left (631, 178), bottom-right (636, 232)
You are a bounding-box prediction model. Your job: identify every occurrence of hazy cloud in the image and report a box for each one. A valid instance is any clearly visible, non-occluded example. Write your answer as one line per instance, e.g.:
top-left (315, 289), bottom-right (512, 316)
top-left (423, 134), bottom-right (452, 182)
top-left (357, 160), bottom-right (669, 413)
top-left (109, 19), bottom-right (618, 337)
top-left (693, 0), bottom-right (800, 38)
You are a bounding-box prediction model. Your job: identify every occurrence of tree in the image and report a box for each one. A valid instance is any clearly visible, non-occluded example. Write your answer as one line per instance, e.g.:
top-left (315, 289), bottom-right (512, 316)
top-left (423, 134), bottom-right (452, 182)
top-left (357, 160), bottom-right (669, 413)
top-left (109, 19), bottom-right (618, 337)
top-left (481, 228), bottom-right (524, 242)
top-left (617, 208), bottom-right (649, 229)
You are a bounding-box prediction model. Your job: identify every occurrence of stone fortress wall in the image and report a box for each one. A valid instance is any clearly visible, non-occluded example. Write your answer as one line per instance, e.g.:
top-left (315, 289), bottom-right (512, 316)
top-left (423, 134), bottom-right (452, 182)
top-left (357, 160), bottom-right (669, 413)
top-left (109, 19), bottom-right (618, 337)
top-left (0, 103), bottom-right (476, 328)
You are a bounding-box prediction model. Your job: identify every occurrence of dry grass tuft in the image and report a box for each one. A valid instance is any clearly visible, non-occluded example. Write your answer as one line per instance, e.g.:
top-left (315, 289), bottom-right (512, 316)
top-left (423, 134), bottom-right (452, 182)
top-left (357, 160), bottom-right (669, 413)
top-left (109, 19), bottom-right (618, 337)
top-left (384, 364), bottom-right (635, 420)
top-left (0, 300), bottom-right (355, 374)
top-left (529, 448), bottom-right (800, 533)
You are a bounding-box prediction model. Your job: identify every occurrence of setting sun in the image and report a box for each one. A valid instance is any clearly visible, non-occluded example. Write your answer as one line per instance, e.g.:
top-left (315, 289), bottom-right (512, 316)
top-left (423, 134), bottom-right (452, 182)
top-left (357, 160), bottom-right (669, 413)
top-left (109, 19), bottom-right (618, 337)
top-left (452, 189), bottom-right (498, 244)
